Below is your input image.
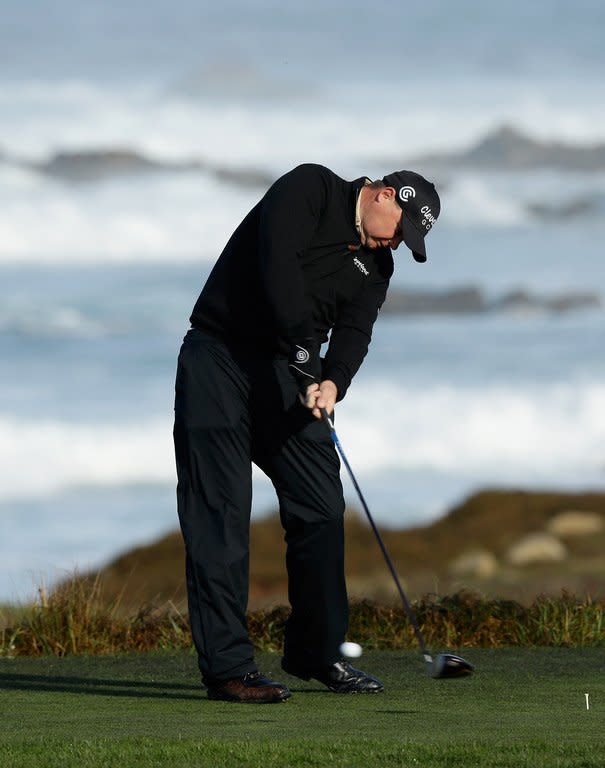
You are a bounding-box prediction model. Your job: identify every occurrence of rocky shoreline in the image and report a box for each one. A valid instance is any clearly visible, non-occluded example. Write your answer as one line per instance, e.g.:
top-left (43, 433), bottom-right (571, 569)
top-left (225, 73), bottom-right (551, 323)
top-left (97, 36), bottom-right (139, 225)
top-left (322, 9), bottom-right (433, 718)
top-left (2, 147), bottom-right (275, 188)
top-left (4, 124), bottom-right (605, 184)
top-left (381, 286), bottom-right (601, 316)
top-left (67, 489), bottom-right (605, 614)
top-left (413, 124), bottom-right (605, 173)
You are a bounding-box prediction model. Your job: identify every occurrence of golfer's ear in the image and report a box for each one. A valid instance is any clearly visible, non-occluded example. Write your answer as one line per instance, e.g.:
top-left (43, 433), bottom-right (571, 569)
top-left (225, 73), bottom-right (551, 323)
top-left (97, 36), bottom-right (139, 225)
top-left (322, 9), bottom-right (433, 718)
top-left (380, 186), bottom-right (396, 202)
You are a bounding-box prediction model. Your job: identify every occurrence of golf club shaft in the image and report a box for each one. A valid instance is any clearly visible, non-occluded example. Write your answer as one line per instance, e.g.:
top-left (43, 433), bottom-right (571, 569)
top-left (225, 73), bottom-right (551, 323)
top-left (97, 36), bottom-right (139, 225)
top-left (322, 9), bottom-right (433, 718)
top-left (320, 408), bottom-right (432, 663)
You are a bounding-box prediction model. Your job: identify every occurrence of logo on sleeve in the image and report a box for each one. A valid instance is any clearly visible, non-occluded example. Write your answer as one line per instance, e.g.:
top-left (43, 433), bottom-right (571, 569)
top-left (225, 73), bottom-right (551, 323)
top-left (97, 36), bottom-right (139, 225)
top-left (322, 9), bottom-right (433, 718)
top-left (295, 346), bottom-right (309, 363)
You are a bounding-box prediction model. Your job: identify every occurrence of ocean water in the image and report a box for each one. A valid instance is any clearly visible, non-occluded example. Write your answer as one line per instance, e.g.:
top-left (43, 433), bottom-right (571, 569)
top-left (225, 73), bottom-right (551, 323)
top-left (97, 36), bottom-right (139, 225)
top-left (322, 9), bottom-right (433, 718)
top-left (1, 0), bottom-right (604, 602)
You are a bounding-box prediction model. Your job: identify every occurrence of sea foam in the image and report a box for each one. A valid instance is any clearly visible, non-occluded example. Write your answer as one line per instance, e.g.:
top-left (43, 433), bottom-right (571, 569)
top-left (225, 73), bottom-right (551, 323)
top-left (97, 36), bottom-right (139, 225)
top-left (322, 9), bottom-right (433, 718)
top-left (334, 380), bottom-right (605, 481)
top-left (2, 381), bottom-right (603, 502)
top-left (2, 165), bottom-right (604, 263)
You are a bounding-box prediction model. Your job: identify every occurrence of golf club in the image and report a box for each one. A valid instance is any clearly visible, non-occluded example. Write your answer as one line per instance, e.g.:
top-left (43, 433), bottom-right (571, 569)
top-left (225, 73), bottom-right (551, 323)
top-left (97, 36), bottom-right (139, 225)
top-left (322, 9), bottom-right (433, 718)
top-left (320, 408), bottom-right (474, 679)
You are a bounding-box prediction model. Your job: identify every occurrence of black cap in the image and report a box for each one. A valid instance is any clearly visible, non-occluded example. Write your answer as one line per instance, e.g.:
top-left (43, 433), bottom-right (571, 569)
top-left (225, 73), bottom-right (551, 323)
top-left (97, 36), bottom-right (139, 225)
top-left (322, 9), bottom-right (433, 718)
top-left (382, 170), bottom-right (440, 263)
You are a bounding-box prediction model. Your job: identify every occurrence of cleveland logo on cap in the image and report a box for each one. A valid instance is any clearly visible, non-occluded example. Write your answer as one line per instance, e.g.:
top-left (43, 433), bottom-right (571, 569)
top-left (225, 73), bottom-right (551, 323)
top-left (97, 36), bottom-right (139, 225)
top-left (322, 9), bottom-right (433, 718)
top-left (421, 205), bottom-right (436, 231)
top-left (399, 186), bottom-right (416, 202)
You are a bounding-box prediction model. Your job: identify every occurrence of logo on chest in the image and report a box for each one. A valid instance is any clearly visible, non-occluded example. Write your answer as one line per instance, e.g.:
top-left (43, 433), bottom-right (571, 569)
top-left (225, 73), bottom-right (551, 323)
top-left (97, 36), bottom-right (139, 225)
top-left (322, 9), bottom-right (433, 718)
top-left (353, 256), bottom-right (369, 276)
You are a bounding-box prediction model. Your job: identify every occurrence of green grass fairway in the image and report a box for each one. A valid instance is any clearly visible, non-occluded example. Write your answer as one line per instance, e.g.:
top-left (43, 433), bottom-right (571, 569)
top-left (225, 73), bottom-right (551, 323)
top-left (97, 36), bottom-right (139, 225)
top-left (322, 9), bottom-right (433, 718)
top-left (1, 649), bottom-right (602, 767)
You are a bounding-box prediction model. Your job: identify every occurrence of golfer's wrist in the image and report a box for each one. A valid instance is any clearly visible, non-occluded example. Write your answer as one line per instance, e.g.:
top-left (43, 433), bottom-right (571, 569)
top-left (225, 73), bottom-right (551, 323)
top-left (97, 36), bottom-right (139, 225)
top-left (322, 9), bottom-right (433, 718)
top-left (320, 379), bottom-right (338, 400)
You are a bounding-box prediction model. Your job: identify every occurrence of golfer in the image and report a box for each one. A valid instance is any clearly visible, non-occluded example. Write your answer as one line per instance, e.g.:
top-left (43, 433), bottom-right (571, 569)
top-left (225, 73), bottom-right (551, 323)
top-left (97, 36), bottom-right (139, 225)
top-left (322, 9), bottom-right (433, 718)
top-left (174, 163), bottom-right (440, 703)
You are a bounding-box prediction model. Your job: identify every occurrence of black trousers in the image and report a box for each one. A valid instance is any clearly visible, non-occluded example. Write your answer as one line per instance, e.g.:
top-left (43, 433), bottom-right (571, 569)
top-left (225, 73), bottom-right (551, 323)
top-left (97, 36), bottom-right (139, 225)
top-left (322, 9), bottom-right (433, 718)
top-left (173, 328), bottom-right (348, 683)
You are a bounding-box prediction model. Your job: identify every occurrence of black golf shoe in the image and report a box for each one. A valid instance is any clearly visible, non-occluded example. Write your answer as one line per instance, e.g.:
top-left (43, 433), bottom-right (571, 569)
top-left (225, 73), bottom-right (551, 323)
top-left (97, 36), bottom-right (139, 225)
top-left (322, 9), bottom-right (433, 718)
top-left (281, 659), bottom-right (384, 694)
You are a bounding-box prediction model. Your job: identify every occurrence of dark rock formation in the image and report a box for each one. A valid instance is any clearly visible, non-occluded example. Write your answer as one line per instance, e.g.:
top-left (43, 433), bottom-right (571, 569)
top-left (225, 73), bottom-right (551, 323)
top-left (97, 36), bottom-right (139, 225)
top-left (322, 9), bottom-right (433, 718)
top-left (382, 286), bottom-right (601, 316)
top-left (415, 124), bottom-right (605, 172)
top-left (527, 197), bottom-right (599, 220)
top-left (382, 286), bottom-right (486, 315)
top-left (8, 148), bottom-right (274, 188)
top-left (493, 289), bottom-right (601, 314)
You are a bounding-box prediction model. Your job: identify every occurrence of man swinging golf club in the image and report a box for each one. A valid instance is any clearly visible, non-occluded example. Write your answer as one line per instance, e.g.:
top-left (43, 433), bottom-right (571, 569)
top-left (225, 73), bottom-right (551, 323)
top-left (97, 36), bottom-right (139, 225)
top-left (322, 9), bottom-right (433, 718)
top-left (173, 163), bottom-right (440, 702)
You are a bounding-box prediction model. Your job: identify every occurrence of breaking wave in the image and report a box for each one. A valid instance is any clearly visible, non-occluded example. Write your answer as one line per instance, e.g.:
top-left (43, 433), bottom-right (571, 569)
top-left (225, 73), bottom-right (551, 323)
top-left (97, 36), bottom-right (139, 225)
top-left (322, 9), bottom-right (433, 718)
top-left (2, 381), bottom-right (603, 502)
top-left (1, 165), bottom-right (605, 263)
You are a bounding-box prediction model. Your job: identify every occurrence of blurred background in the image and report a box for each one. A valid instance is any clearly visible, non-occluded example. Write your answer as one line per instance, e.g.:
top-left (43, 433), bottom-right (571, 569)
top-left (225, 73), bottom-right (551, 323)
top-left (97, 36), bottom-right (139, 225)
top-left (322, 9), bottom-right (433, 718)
top-left (1, 0), bottom-right (604, 603)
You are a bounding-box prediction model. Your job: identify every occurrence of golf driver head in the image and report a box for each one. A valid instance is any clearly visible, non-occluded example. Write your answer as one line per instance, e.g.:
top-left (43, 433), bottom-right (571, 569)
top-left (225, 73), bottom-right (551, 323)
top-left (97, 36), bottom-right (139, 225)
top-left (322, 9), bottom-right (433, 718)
top-left (431, 653), bottom-right (474, 679)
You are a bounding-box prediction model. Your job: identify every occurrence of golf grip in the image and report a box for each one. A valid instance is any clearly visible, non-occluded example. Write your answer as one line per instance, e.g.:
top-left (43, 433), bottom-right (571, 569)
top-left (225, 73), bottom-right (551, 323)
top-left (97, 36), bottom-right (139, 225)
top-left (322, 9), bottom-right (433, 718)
top-left (320, 408), bottom-right (432, 661)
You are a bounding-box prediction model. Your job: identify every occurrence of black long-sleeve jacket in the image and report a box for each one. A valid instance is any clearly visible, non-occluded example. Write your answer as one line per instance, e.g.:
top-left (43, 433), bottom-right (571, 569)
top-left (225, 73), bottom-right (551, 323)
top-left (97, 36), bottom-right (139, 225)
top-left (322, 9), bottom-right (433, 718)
top-left (190, 163), bottom-right (394, 400)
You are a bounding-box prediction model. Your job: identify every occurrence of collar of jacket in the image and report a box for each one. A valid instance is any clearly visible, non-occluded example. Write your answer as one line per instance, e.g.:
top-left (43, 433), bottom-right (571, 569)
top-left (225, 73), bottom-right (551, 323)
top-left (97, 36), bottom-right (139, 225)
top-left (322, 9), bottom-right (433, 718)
top-left (349, 176), bottom-right (370, 248)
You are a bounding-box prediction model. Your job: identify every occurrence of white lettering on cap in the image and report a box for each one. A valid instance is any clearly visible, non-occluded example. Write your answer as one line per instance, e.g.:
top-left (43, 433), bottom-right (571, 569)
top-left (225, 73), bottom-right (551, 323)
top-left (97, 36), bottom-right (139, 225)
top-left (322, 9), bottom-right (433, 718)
top-left (399, 186), bottom-right (416, 202)
top-left (421, 204), bottom-right (436, 231)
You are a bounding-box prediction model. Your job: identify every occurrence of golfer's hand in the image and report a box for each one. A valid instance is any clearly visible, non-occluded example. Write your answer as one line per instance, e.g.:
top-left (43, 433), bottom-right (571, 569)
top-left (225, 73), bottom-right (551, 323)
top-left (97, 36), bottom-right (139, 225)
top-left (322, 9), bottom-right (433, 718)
top-left (300, 380), bottom-right (338, 419)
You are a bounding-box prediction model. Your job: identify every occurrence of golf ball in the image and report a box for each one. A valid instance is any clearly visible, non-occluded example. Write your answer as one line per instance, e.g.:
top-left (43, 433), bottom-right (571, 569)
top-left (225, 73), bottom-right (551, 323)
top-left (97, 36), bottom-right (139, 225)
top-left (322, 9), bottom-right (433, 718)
top-left (339, 642), bottom-right (363, 658)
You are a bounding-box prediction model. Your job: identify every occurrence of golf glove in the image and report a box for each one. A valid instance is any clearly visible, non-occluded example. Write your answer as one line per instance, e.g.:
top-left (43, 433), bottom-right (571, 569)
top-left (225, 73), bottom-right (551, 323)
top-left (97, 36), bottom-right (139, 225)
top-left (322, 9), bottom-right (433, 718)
top-left (288, 337), bottom-right (321, 395)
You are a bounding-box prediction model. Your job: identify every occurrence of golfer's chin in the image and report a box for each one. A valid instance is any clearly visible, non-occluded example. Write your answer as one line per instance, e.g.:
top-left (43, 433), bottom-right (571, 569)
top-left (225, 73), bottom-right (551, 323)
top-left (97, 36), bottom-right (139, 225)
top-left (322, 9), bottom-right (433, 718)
top-left (362, 237), bottom-right (380, 250)
top-left (362, 237), bottom-right (397, 251)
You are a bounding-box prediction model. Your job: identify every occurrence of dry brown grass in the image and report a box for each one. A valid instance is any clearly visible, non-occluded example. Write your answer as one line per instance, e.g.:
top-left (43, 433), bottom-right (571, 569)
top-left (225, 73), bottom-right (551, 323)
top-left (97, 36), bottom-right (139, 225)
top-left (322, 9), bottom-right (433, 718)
top-left (49, 489), bottom-right (605, 616)
top-left (2, 575), bottom-right (603, 658)
top-left (3, 484), bottom-right (605, 658)
top-left (1, 572), bottom-right (190, 657)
